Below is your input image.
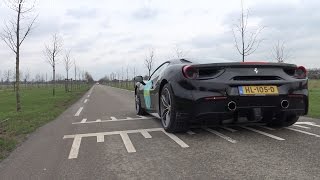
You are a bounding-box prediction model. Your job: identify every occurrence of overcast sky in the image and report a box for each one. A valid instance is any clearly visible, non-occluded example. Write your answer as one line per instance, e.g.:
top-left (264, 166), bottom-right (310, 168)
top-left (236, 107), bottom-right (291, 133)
top-left (0, 0), bottom-right (319, 80)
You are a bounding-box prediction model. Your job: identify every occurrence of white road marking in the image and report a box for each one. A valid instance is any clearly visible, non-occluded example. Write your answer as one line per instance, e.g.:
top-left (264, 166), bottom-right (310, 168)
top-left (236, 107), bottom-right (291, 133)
top-left (138, 116), bottom-right (148, 119)
top-left (295, 122), bottom-right (320, 128)
top-left (241, 126), bottom-right (285, 141)
top-left (187, 130), bottom-right (196, 135)
top-left (64, 128), bottom-right (164, 138)
top-left (80, 119), bottom-right (87, 123)
top-left (140, 130), bottom-right (152, 138)
top-left (293, 125), bottom-right (311, 129)
top-left (84, 99), bottom-right (88, 104)
top-left (257, 126), bottom-right (275, 131)
top-left (87, 95), bottom-right (90, 98)
top-left (120, 132), bottom-right (136, 153)
top-left (67, 136), bottom-right (82, 159)
top-left (162, 130), bottom-right (189, 148)
top-left (150, 113), bottom-right (160, 119)
top-left (72, 116), bottom-right (152, 124)
top-left (97, 135), bottom-right (105, 142)
top-left (285, 127), bottom-right (320, 138)
top-left (204, 128), bottom-right (237, 143)
top-left (126, 117), bottom-right (133, 119)
top-left (74, 107), bottom-right (83, 117)
top-left (219, 126), bottom-right (238, 133)
top-left (63, 128), bottom-right (189, 159)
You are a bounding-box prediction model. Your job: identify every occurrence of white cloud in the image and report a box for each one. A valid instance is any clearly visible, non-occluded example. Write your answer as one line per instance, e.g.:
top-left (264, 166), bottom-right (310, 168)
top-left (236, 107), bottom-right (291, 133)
top-left (0, 0), bottom-right (319, 80)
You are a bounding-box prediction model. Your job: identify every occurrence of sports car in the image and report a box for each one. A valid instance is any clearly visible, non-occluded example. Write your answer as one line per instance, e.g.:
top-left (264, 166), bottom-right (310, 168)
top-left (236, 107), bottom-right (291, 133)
top-left (134, 59), bottom-right (308, 132)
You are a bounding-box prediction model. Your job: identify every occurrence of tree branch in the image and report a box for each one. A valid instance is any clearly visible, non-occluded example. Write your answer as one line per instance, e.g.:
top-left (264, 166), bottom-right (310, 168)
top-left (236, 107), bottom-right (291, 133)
top-left (19, 14), bottom-right (37, 46)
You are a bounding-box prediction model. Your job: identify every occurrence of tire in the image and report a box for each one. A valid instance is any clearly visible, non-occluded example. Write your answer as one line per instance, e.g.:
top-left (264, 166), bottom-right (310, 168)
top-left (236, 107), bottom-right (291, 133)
top-left (135, 93), bottom-right (146, 115)
top-left (160, 84), bottom-right (189, 133)
top-left (266, 113), bottom-right (299, 128)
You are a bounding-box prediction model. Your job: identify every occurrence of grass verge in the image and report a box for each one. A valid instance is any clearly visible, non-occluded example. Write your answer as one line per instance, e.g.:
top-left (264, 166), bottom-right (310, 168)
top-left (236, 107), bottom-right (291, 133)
top-left (0, 85), bottom-right (90, 160)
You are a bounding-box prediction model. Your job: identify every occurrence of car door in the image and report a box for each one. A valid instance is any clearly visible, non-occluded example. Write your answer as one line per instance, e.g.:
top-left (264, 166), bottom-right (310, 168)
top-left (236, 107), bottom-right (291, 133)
top-left (148, 62), bottom-right (169, 111)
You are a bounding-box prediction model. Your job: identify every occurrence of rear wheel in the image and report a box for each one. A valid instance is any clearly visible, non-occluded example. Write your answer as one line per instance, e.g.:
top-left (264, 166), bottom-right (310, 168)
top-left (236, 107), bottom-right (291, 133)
top-left (266, 113), bottom-right (299, 128)
top-left (160, 84), bottom-right (189, 133)
top-left (135, 94), bottom-right (146, 115)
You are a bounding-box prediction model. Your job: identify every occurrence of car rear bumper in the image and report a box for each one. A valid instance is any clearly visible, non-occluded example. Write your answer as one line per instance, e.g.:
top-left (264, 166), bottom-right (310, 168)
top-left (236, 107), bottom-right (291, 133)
top-left (171, 79), bottom-right (308, 123)
top-left (191, 95), bottom-right (307, 122)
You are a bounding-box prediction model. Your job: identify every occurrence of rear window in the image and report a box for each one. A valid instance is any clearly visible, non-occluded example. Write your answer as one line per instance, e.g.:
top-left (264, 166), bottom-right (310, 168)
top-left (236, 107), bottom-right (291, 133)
top-left (189, 58), bottom-right (237, 64)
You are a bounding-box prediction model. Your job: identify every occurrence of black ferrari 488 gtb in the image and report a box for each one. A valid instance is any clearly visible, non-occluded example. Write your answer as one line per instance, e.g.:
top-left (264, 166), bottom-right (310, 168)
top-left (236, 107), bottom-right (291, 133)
top-left (134, 59), bottom-right (308, 132)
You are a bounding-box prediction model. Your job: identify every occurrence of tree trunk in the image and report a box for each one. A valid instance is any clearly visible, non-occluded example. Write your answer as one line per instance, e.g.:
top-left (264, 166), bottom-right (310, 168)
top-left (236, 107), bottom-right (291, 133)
top-left (15, 2), bottom-right (22, 112)
top-left (66, 72), bottom-right (69, 92)
top-left (241, 0), bottom-right (245, 63)
top-left (53, 66), bottom-right (55, 96)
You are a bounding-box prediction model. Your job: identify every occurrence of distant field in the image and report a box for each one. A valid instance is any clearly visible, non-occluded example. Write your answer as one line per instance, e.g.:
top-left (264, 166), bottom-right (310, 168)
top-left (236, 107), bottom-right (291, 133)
top-left (0, 85), bottom-right (90, 160)
top-left (109, 80), bottom-right (320, 118)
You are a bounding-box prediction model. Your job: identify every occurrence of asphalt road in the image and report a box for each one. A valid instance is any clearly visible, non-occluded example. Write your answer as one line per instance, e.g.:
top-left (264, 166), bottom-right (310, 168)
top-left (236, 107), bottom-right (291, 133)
top-left (1, 85), bottom-right (320, 180)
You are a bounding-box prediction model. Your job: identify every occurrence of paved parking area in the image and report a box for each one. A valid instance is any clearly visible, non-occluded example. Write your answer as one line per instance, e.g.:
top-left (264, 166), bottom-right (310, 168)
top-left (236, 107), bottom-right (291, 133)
top-left (0, 85), bottom-right (319, 180)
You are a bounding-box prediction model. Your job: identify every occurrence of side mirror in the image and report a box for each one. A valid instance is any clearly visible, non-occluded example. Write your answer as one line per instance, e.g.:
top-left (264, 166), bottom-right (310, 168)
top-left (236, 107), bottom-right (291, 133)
top-left (134, 76), bottom-right (145, 85)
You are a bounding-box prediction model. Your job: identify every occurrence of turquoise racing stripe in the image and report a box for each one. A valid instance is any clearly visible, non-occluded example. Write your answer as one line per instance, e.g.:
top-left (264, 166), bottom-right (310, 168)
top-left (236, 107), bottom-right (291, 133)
top-left (143, 81), bottom-right (152, 109)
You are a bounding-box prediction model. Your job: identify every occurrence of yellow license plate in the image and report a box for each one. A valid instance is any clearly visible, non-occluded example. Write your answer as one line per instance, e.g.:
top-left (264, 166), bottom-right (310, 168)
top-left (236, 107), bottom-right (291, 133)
top-left (239, 86), bottom-right (279, 95)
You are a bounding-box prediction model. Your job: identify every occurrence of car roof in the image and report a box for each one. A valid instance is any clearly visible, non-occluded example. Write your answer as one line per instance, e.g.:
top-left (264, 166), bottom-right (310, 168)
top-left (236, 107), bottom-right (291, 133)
top-left (169, 59), bottom-right (192, 64)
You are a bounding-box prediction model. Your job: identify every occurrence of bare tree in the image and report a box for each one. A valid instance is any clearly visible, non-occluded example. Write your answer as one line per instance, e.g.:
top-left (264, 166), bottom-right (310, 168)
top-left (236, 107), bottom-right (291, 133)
top-left (272, 40), bottom-right (289, 63)
top-left (44, 33), bottom-right (63, 96)
top-left (63, 50), bottom-right (72, 91)
top-left (4, 70), bottom-right (12, 83)
top-left (132, 66), bottom-right (136, 79)
top-left (0, 0), bottom-right (37, 111)
top-left (145, 49), bottom-right (155, 77)
top-left (0, 70), bottom-right (2, 86)
top-left (173, 45), bottom-right (189, 59)
top-left (35, 73), bottom-right (40, 82)
top-left (64, 50), bottom-right (72, 79)
top-left (24, 68), bottom-right (30, 87)
top-left (74, 60), bottom-right (77, 81)
top-left (232, 0), bottom-right (264, 62)
top-left (78, 69), bottom-right (81, 81)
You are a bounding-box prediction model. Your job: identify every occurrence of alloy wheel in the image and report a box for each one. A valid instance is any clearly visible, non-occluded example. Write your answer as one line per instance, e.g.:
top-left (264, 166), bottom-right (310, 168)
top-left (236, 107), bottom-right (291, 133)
top-left (161, 88), bottom-right (172, 128)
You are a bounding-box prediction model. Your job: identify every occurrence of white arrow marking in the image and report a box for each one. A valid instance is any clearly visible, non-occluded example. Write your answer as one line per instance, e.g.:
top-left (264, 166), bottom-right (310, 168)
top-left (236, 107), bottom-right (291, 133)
top-left (293, 125), bottom-right (311, 129)
top-left (219, 126), bottom-right (238, 133)
top-left (140, 130), bottom-right (152, 138)
top-left (120, 132), bottom-right (136, 153)
top-left (68, 136), bottom-right (82, 159)
top-left (286, 127), bottom-right (320, 138)
top-left (204, 128), bottom-right (237, 143)
top-left (241, 126), bottom-right (285, 141)
top-left (295, 122), bottom-right (320, 128)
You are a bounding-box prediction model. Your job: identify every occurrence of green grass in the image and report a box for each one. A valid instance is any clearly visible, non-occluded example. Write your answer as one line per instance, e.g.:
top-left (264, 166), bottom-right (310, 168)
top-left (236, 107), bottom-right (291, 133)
top-left (309, 80), bottom-right (320, 119)
top-left (0, 85), bottom-right (90, 160)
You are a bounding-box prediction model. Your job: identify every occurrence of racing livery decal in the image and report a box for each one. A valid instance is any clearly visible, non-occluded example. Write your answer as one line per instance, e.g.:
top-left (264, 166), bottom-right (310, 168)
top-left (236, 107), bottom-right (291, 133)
top-left (143, 81), bottom-right (152, 109)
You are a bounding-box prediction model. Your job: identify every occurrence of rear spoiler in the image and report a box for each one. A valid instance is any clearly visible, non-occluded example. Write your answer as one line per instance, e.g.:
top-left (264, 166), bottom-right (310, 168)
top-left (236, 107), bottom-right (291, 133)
top-left (192, 62), bottom-right (297, 69)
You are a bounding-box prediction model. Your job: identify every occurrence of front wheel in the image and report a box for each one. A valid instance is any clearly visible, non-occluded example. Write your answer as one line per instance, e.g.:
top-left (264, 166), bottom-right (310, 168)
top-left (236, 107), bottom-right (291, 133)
top-left (160, 84), bottom-right (189, 133)
top-left (135, 94), bottom-right (146, 115)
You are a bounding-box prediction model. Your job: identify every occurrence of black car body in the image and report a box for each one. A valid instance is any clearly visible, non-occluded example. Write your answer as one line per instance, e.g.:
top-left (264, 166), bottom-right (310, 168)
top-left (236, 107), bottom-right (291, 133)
top-left (134, 59), bottom-right (308, 132)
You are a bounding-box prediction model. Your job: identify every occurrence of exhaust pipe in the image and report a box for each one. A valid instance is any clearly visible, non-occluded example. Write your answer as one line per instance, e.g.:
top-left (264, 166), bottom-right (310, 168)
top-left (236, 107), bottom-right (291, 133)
top-left (281, 100), bottom-right (289, 109)
top-left (228, 101), bottom-right (237, 111)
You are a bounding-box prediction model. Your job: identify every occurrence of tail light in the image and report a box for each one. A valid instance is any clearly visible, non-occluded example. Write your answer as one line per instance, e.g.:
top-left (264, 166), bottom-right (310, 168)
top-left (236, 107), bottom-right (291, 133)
top-left (182, 65), bottom-right (199, 79)
top-left (294, 66), bottom-right (307, 79)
